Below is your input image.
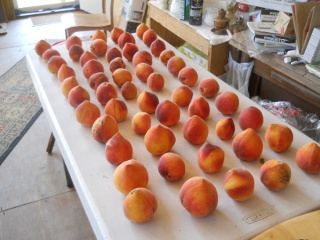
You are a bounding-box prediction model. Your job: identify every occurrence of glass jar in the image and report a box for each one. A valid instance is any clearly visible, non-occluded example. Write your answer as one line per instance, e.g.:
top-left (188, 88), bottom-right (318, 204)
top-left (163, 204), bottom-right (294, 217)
top-left (204, 6), bottom-right (218, 27)
top-left (235, 3), bottom-right (250, 24)
top-left (158, 0), bottom-right (169, 10)
top-left (226, 5), bottom-right (236, 26)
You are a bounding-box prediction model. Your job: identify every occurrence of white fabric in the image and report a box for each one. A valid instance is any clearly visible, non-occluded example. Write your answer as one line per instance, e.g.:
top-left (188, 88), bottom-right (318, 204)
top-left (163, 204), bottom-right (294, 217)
top-left (225, 52), bottom-right (254, 97)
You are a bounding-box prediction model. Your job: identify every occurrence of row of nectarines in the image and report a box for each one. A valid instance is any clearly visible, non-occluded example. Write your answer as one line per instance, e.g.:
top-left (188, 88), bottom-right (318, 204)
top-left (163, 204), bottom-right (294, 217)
top-left (34, 22), bottom-right (320, 222)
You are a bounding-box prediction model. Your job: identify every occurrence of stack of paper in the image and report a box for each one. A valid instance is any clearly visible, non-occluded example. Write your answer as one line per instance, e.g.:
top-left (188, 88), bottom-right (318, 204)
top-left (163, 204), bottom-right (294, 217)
top-left (247, 21), bottom-right (296, 52)
top-left (303, 28), bottom-right (320, 64)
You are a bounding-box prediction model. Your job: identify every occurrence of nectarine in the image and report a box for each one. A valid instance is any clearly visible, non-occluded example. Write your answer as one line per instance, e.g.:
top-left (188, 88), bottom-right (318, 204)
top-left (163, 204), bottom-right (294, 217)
top-left (155, 100), bottom-right (180, 126)
top-left (104, 98), bottom-right (128, 122)
top-left (123, 187), bottom-right (157, 223)
top-left (75, 100), bottom-right (100, 127)
top-left (178, 67), bottom-right (198, 87)
top-left (121, 81), bottom-right (138, 100)
top-left (197, 142), bottom-right (224, 173)
top-left (224, 168), bottom-right (254, 201)
top-left (158, 152), bottom-right (185, 181)
top-left (135, 63), bottom-right (154, 82)
top-left (96, 82), bottom-right (118, 105)
top-left (238, 106), bottom-right (264, 131)
top-left (215, 91), bottom-right (239, 115)
top-left (118, 32), bottom-right (135, 49)
top-left (172, 85), bottom-right (193, 107)
top-left (296, 143), bottom-right (320, 174)
top-left (92, 114), bottom-right (119, 143)
top-left (105, 133), bottom-right (133, 165)
top-left (188, 96), bottom-right (210, 120)
top-left (182, 115), bottom-right (209, 145)
top-left (232, 128), bottom-right (263, 161)
top-left (144, 125), bottom-right (176, 155)
top-left (198, 78), bottom-right (220, 98)
top-left (167, 56), bottom-right (186, 76)
top-left (88, 72), bottom-right (109, 90)
top-left (137, 91), bottom-right (159, 114)
top-left (215, 117), bottom-right (235, 140)
top-left (68, 85), bottom-right (90, 108)
top-left (265, 123), bottom-right (293, 152)
top-left (180, 177), bottom-right (218, 217)
top-left (260, 159), bottom-right (291, 191)
top-left (35, 39), bottom-right (51, 57)
top-left (131, 112), bottom-right (151, 135)
top-left (113, 159), bottom-right (148, 193)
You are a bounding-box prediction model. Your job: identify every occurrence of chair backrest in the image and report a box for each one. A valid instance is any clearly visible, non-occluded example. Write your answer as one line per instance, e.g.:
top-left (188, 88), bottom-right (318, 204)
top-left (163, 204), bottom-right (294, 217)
top-left (103, 0), bottom-right (114, 28)
top-left (113, 0), bottom-right (124, 27)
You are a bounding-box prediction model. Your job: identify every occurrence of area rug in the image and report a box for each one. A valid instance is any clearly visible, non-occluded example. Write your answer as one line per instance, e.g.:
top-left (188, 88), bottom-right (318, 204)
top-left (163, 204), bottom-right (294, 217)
top-left (0, 57), bottom-right (43, 165)
top-left (30, 11), bottom-right (86, 26)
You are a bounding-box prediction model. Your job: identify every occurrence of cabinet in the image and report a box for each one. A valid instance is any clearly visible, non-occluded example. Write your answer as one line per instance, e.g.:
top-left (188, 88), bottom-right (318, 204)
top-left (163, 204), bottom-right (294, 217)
top-left (229, 30), bottom-right (320, 117)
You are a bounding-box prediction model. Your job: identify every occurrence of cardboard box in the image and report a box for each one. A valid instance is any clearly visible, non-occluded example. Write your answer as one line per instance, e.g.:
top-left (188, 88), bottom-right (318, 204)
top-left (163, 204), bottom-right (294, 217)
top-left (274, 11), bottom-right (295, 36)
top-left (178, 43), bottom-right (208, 70)
top-left (118, 0), bottom-right (148, 33)
top-left (292, 2), bottom-right (320, 54)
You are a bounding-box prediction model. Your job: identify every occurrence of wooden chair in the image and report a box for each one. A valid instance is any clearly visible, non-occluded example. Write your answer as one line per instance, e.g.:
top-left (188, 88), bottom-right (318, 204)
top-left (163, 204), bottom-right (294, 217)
top-left (61, 0), bottom-right (114, 38)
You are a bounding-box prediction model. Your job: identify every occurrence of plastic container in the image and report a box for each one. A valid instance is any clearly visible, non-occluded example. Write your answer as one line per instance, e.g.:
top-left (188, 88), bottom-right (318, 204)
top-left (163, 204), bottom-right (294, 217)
top-left (203, 6), bottom-right (218, 27)
top-left (170, 0), bottom-right (180, 18)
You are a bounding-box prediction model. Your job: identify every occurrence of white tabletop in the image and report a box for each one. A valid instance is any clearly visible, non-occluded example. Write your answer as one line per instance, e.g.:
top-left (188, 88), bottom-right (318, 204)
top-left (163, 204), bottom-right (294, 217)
top-left (27, 34), bottom-right (319, 240)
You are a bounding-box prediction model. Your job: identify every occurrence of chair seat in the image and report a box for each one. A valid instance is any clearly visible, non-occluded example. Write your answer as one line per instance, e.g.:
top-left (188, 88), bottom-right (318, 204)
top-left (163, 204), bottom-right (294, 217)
top-left (61, 13), bottom-right (111, 28)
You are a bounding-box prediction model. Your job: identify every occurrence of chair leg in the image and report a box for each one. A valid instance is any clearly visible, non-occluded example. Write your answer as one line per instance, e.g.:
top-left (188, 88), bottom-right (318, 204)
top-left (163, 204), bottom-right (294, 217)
top-left (46, 132), bottom-right (55, 154)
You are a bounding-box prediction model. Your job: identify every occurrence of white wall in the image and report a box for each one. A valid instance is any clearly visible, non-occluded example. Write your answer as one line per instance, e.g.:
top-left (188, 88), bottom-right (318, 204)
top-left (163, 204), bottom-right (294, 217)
top-left (79, 0), bottom-right (112, 20)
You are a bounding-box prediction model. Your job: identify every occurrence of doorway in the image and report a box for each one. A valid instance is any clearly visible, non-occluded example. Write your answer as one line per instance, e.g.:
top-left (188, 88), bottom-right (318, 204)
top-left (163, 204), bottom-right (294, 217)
top-left (13, 0), bottom-right (79, 14)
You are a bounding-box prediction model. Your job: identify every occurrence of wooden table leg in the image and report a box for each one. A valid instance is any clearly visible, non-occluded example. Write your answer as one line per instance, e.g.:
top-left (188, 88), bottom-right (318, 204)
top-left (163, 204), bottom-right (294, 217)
top-left (249, 73), bottom-right (262, 98)
top-left (207, 42), bottom-right (229, 76)
top-left (46, 132), bottom-right (55, 153)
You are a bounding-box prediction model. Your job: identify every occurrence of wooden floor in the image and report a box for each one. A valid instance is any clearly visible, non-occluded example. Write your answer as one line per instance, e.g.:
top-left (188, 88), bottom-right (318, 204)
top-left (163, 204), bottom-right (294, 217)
top-left (0, 18), bottom-right (96, 240)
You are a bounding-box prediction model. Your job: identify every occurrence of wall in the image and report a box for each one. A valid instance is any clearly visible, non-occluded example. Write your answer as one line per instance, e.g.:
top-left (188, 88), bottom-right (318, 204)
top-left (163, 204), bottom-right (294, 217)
top-left (79, 0), bottom-right (103, 14)
top-left (78, 0), bottom-right (124, 27)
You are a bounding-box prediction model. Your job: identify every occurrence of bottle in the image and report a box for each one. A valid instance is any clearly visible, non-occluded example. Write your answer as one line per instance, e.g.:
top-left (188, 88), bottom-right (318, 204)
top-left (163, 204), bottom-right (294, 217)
top-left (189, 0), bottom-right (203, 26)
top-left (180, 0), bottom-right (190, 21)
top-left (170, 0), bottom-right (180, 18)
top-left (226, 5), bottom-right (236, 26)
top-left (235, 3), bottom-right (250, 24)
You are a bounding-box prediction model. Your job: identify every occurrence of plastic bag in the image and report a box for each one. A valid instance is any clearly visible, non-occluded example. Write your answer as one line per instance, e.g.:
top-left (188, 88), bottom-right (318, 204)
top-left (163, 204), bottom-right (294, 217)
top-left (224, 52), bottom-right (254, 97)
top-left (252, 96), bottom-right (320, 143)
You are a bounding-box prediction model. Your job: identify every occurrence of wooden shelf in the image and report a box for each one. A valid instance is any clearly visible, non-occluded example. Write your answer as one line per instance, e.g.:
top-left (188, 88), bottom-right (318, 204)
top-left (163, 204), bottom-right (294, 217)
top-left (146, 1), bottom-right (230, 76)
